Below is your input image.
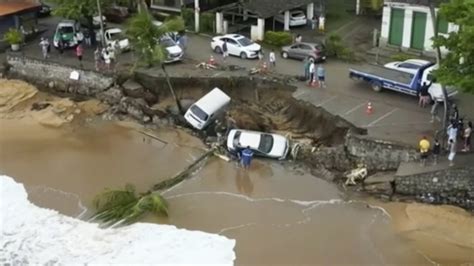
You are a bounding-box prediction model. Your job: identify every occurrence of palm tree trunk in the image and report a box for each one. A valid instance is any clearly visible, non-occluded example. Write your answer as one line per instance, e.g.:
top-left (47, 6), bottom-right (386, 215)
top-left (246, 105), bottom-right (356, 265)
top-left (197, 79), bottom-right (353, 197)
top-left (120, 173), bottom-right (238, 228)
top-left (152, 148), bottom-right (216, 191)
top-left (161, 64), bottom-right (184, 115)
top-left (428, 1), bottom-right (448, 145)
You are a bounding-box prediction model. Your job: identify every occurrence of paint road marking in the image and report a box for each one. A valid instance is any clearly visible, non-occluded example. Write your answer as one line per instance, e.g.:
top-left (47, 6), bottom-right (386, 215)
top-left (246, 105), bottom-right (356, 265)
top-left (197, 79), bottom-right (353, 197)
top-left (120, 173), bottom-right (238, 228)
top-left (343, 103), bottom-right (366, 116)
top-left (316, 96), bottom-right (337, 107)
top-left (367, 108), bottom-right (398, 127)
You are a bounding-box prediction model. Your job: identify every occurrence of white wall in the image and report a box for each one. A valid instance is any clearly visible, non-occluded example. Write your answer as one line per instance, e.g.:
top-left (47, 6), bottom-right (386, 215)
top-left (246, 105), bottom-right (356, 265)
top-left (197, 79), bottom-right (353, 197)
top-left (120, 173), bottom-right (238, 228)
top-left (380, 2), bottom-right (458, 53)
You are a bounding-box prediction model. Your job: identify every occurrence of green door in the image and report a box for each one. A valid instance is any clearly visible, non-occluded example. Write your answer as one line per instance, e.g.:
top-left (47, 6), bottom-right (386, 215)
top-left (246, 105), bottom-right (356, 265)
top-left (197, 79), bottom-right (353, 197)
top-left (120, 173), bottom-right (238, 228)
top-left (389, 8), bottom-right (404, 46)
top-left (411, 12), bottom-right (427, 50)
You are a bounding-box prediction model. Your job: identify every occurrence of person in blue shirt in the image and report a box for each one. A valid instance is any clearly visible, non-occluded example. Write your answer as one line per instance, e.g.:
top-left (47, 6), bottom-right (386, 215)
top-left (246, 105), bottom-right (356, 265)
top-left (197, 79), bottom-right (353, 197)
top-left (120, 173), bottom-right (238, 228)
top-left (317, 64), bottom-right (326, 88)
top-left (241, 146), bottom-right (254, 169)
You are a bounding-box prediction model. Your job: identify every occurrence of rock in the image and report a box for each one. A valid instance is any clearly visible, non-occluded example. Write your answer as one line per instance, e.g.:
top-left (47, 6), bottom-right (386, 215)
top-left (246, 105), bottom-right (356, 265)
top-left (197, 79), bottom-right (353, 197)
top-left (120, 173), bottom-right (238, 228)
top-left (97, 87), bottom-right (124, 105)
top-left (31, 102), bottom-right (51, 111)
top-left (77, 86), bottom-right (90, 96)
top-left (142, 115), bottom-right (151, 123)
top-left (48, 81), bottom-right (55, 89)
top-left (126, 105), bottom-right (144, 121)
top-left (122, 79), bottom-right (145, 98)
top-left (144, 91), bottom-right (158, 105)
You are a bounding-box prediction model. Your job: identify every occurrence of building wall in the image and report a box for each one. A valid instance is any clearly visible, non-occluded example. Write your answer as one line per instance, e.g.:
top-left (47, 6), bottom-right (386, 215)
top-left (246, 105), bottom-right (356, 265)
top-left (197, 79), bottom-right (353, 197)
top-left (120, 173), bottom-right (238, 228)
top-left (380, 2), bottom-right (458, 53)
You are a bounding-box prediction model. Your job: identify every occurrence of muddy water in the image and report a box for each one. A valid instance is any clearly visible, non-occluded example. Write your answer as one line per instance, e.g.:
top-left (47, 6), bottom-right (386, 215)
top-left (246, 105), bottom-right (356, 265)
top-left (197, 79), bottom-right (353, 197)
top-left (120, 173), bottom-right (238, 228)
top-left (1, 120), bottom-right (473, 265)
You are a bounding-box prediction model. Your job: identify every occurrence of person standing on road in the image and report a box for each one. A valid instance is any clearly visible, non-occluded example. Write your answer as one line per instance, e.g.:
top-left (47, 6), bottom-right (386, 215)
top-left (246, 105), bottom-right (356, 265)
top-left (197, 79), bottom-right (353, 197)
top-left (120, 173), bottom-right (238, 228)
top-left (447, 138), bottom-right (457, 167)
top-left (419, 81), bottom-right (431, 108)
top-left (107, 44), bottom-right (116, 70)
top-left (103, 50), bottom-right (111, 71)
top-left (269, 49), bottom-right (276, 68)
top-left (295, 34), bottom-right (302, 43)
top-left (308, 61), bottom-right (316, 86)
top-left (303, 57), bottom-right (311, 81)
top-left (432, 138), bottom-right (440, 165)
top-left (241, 146), bottom-right (254, 169)
top-left (463, 121), bottom-right (472, 152)
top-left (94, 47), bottom-right (101, 71)
top-left (447, 120), bottom-right (458, 145)
top-left (222, 39), bottom-right (228, 61)
top-left (75, 43), bottom-right (83, 67)
top-left (39, 37), bottom-right (49, 59)
top-left (317, 64), bottom-right (326, 88)
top-left (451, 104), bottom-right (459, 121)
top-left (419, 136), bottom-right (430, 166)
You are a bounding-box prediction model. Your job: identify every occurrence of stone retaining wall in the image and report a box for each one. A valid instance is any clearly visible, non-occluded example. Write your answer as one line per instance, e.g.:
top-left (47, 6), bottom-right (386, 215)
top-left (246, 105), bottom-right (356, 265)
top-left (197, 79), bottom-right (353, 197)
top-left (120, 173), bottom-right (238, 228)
top-left (345, 134), bottom-right (418, 171)
top-left (394, 167), bottom-right (474, 210)
top-left (6, 55), bottom-right (114, 94)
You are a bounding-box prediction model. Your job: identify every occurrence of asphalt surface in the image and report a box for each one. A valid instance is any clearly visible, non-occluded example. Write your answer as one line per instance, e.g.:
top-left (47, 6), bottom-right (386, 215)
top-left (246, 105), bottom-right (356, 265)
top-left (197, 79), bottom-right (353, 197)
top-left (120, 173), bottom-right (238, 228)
top-left (10, 15), bottom-right (474, 147)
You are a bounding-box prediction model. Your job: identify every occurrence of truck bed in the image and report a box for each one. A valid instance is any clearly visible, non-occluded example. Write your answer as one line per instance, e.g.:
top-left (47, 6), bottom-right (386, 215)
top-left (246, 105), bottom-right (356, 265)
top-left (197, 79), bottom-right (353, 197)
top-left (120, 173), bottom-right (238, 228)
top-left (349, 64), bottom-right (414, 85)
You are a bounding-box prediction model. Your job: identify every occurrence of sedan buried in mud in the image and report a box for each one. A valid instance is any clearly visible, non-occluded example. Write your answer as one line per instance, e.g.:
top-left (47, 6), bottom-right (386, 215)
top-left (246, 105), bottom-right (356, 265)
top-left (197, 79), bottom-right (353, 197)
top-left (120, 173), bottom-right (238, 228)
top-left (226, 129), bottom-right (290, 160)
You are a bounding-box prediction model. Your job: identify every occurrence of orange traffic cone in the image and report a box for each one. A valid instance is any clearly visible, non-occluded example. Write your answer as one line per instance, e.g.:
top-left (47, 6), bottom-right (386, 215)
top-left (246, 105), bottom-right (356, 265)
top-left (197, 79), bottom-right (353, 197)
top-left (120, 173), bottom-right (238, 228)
top-left (366, 102), bottom-right (373, 115)
top-left (208, 55), bottom-right (215, 65)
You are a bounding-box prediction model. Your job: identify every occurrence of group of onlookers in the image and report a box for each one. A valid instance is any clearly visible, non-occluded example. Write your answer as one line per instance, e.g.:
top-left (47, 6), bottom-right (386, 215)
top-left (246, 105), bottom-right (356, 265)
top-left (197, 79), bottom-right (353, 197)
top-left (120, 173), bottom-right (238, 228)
top-left (419, 104), bottom-right (472, 167)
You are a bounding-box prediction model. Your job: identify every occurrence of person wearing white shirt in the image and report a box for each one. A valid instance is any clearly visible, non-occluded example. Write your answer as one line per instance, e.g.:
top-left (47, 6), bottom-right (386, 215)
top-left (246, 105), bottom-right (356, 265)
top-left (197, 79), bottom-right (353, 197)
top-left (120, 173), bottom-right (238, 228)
top-left (269, 49), bottom-right (276, 67)
top-left (308, 62), bottom-right (316, 85)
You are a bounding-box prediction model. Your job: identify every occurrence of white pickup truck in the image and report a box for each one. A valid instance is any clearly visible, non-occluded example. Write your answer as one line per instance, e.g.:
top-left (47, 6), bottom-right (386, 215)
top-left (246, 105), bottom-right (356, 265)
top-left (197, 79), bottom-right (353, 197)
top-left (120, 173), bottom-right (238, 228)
top-left (96, 28), bottom-right (130, 51)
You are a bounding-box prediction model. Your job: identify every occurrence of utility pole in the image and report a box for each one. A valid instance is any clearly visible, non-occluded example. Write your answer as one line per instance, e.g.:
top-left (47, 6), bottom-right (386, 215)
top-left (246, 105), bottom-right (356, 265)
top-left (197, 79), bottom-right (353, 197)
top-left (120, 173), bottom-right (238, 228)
top-left (97, 0), bottom-right (106, 47)
top-left (194, 0), bottom-right (200, 32)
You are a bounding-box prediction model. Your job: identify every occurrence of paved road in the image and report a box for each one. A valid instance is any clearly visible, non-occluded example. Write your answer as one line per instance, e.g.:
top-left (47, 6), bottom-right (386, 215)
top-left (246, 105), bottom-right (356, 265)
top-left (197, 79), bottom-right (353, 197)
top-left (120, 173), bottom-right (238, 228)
top-left (11, 15), bottom-right (474, 147)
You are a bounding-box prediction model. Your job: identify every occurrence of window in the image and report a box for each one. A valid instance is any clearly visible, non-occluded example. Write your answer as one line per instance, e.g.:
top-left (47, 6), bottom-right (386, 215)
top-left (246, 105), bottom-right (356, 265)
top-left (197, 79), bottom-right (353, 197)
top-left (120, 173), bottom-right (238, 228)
top-left (190, 105), bottom-right (208, 121)
top-left (227, 38), bottom-right (238, 45)
top-left (300, 44), bottom-right (311, 50)
top-left (437, 17), bottom-right (449, 34)
top-left (258, 134), bottom-right (274, 154)
top-left (399, 63), bottom-right (420, 69)
top-left (237, 37), bottom-right (253, 47)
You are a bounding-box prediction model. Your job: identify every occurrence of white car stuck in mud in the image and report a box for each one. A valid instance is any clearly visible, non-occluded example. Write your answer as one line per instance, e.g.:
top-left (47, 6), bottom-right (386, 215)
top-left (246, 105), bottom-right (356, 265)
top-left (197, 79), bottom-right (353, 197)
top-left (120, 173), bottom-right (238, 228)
top-left (226, 129), bottom-right (290, 160)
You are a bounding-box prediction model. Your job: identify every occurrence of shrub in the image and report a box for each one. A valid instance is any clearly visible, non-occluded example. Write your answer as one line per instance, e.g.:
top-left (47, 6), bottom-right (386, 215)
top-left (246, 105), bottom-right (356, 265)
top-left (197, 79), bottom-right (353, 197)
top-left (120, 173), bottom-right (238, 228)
top-left (4, 28), bottom-right (22, 45)
top-left (200, 12), bottom-right (215, 33)
top-left (181, 7), bottom-right (194, 28)
top-left (390, 53), bottom-right (412, 62)
top-left (263, 31), bottom-right (293, 47)
top-left (325, 33), bottom-right (356, 61)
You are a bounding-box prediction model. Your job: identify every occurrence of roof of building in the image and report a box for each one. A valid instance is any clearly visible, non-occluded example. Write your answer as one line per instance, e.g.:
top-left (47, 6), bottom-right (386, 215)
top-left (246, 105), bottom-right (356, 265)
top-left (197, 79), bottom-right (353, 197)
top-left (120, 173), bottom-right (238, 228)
top-left (0, 1), bottom-right (41, 17)
top-left (241, 0), bottom-right (315, 19)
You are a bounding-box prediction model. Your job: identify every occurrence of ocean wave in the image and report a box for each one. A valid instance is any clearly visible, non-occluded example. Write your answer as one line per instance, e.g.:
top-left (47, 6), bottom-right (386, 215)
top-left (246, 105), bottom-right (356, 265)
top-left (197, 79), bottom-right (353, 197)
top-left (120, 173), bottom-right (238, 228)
top-left (0, 175), bottom-right (236, 265)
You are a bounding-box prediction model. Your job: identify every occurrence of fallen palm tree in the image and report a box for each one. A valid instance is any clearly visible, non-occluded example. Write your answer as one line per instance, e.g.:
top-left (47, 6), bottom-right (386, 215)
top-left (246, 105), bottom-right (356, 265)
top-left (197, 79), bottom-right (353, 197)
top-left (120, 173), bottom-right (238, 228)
top-left (91, 147), bottom-right (218, 226)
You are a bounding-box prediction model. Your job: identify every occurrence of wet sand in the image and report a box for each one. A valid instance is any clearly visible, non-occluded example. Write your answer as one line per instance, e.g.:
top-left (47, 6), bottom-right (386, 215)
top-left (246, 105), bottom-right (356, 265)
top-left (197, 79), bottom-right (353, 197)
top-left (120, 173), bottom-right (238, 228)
top-left (1, 119), bottom-right (473, 264)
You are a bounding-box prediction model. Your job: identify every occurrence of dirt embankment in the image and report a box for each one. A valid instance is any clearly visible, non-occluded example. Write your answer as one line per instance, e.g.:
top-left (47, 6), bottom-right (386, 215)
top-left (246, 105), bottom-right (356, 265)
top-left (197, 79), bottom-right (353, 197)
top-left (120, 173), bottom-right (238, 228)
top-left (0, 79), bottom-right (107, 127)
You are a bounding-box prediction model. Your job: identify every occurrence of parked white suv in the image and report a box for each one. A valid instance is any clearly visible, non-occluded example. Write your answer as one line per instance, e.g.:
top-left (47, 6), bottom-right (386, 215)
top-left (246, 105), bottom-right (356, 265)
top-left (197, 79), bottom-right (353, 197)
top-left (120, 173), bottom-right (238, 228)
top-left (211, 34), bottom-right (261, 59)
top-left (275, 10), bottom-right (307, 27)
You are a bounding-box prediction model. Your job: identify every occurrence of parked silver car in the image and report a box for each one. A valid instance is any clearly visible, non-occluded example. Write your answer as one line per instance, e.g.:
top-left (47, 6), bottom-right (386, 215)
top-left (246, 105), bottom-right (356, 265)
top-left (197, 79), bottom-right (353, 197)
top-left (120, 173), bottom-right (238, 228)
top-left (281, 42), bottom-right (326, 62)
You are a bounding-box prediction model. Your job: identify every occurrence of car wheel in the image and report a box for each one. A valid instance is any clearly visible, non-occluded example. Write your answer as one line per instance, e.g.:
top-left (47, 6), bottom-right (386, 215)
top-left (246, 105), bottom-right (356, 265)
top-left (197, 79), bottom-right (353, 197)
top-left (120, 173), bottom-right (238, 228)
top-left (240, 52), bottom-right (247, 59)
top-left (371, 81), bottom-right (383, 92)
top-left (282, 52), bottom-right (289, 59)
top-left (214, 46), bottom-right (222, 54)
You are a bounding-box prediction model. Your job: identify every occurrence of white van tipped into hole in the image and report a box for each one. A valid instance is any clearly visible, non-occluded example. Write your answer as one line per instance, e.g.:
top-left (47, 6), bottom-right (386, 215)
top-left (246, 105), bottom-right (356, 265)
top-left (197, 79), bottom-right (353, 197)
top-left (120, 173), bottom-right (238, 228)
top-left (184, 88), bottom-right (231, 130)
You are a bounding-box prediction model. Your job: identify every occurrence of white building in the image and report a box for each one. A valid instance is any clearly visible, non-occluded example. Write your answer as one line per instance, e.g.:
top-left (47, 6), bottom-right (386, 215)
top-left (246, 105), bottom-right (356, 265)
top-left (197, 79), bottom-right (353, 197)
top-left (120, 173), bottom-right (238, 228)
top-left (379, 0), bottom-right (458, 55)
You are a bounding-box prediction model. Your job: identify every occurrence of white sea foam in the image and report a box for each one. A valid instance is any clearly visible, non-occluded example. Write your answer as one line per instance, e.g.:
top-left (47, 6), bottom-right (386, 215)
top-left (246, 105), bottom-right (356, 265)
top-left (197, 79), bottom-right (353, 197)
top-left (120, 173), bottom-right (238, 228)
top-left (0, 175), bottom-right (236, 265)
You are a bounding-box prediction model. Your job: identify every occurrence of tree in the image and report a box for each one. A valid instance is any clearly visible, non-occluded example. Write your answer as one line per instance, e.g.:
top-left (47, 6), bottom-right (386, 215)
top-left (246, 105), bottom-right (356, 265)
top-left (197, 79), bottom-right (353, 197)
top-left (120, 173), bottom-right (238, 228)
top-left (50, 0), bottom-right (113, 44)
top-left (433, 0), bottom-right (474, 94)
top-left (125, 11), bottom-right (185, 114)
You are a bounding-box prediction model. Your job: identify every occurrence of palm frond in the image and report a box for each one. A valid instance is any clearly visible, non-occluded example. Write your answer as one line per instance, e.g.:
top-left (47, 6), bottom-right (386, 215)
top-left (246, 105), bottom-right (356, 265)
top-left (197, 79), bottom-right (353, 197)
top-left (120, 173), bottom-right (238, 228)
top-left (93, 184), bottom-right (137, 212)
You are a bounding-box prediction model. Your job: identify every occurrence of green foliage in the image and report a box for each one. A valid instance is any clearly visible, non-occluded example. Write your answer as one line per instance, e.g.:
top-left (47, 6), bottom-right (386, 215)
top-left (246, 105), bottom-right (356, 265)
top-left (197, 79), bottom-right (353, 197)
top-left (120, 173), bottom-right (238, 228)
top-left (325, 33), bottom-right (356, 61)
top-left (50, 0), bottom-right (113, 20)
top-left (125, 12), bottom-right (184, 67)
top-left (3, 28), bottom-right (22, 45)
top-left (432, 0), bottom-right (474, 93)
top-left (390, 53), bottom-right (413, 62)
top-left (370, 0), bottom-right (383, 11)
top-left (92, 185), bottom-right (168, 225)
top-left (200, 12), bottom-right (215, 33)
top-left (181, 7), bottom-right (194, 28)
top-left (263, 31), bottom-right (293, 47)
